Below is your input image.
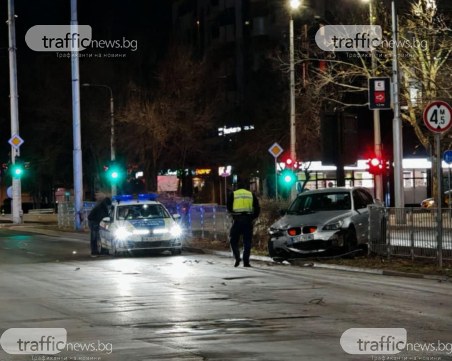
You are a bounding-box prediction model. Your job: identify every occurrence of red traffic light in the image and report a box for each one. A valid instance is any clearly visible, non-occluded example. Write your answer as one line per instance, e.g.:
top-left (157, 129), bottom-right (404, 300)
top-left (367, 157), bottom-right (384, 175)
top-left (285, 158), bottom-right (294, 168)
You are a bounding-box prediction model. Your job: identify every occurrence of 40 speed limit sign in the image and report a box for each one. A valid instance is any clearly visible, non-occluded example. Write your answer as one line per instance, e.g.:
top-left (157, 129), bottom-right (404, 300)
top-left (423, 100), bottom-right (452, 133)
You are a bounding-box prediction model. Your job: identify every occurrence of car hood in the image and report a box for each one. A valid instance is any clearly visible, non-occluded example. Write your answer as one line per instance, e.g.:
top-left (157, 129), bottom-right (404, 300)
top-left (271, 210), bottom-right (354, 229)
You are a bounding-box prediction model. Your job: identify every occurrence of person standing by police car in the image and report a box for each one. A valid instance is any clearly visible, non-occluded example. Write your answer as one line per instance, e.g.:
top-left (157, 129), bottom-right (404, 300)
top-left (88, 197), bottom-right (112, 257)
top-left (227, 180), bottom-right (260, 267)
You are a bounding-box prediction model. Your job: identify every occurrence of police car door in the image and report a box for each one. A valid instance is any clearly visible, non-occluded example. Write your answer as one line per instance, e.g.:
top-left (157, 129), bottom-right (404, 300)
top-left (99, 205), bottom-right (114, 245)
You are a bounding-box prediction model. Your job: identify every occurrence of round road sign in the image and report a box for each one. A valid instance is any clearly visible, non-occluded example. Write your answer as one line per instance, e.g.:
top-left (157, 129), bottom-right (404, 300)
top-left (444, 150), bottom-right (452, 164)
top-left (423, 101), bottom-right (452, 133)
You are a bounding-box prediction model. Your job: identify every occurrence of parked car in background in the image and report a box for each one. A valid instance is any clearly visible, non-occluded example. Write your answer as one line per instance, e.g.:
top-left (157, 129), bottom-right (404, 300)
top-left (420, 190), bottom-right (452, 208)
top-left (268, 187), bottom-right (379, 261)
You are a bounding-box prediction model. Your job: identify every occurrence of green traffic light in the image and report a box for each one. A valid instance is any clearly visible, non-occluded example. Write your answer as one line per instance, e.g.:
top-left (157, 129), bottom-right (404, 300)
top-left (106, 163), bottom-right (124, 183)
top-left (280, 169), bottom-right (296, 186)
top-left (284, 174), bottom-right (294, 183)
top-left (11, 164), bottom-right (24, 178)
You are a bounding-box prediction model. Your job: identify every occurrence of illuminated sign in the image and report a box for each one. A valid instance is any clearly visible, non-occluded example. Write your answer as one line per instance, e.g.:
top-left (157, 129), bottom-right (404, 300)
top-left (195, 169), bottom-right (212, 175)
top-left (218, 125), bottom-right (254, 136)
top-left (218, 166), bottom-right (232, 177)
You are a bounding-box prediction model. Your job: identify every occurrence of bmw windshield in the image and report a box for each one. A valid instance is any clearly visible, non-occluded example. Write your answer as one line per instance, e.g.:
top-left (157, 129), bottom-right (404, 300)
top-left (287, 192), bottom-right (352, 215)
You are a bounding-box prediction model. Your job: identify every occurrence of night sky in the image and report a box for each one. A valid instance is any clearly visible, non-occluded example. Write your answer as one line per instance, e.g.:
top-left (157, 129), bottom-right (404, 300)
top-left (0, 0), bottom-right (172, 162)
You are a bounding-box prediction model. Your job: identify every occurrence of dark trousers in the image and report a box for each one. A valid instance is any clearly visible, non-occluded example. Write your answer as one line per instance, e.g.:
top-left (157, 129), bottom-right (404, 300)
top-left (229, 219), bottom-right (253, 264)
top-left (89, 220), bottom-right (100, 254)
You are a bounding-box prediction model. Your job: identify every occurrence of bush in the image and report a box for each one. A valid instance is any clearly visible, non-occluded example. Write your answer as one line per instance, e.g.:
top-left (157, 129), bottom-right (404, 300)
top-left (253, 197), bottom-right (291, 252)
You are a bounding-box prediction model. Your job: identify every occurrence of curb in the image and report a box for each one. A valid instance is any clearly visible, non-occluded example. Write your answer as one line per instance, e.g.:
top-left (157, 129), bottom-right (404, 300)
top-left (5, 225), bottom-right (88, 244)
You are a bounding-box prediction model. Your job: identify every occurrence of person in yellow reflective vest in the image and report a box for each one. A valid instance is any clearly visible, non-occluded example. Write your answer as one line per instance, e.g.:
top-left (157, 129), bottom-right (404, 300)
top-left (226, 179), bottom-right (260, 267)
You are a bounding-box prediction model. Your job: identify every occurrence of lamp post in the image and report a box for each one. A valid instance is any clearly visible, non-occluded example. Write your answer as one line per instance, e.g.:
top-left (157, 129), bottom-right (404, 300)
top-left (82, 83), bottom-right (116, 196)
top-left (289, 0), bottom-right (300, 198)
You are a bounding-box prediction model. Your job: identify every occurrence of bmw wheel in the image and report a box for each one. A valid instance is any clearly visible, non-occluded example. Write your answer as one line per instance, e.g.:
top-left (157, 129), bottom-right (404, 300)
top-left (268, 240), bottom-right (289, 262)
top-left (343, 227), bottom-right (357, 256)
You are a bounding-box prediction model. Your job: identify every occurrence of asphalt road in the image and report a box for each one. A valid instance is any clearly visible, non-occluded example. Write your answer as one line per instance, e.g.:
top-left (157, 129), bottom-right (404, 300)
top-left (0, 227), bottom-right (451, 361)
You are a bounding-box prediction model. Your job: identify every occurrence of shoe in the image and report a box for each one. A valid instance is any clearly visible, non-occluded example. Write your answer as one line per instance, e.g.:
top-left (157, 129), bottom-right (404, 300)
top-left (90, 253), bottom-right (99, 258)
top-left (234, 259), bottom-right (241, 267)
top-left (243, 263), bottom-right (251, 267)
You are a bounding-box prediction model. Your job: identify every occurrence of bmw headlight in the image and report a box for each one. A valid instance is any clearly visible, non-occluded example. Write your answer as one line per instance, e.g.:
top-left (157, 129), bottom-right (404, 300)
top-left (115, 226), bottom-right (132, 240)
top-left (323, 220), bottom-right (343, 231)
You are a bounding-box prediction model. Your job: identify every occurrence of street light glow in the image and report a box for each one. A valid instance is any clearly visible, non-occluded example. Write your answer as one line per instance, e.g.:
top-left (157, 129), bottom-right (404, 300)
top-left (290, 0), bottom-right (301, 10)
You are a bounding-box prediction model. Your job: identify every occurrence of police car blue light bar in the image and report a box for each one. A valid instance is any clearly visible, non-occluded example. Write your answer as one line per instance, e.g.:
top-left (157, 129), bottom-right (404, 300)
top-left (138, 193), bottom-right (158, 201)
top-left (113, 195), bottom-right (134, 202)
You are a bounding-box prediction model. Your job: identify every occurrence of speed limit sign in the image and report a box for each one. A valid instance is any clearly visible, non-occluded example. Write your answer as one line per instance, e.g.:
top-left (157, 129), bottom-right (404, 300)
top-left (423, 101), bottom-right (452, 133)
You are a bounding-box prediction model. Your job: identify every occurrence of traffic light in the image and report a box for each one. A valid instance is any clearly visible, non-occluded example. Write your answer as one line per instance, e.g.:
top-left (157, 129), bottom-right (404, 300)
top-left (10, 160), bottom-right (24, 179)
top-left (105, 162), bottom-right (124, 183)
top-left (366, 157), bottom-right (384, 175)
top-left (285, 157), bottom-right (294, 169)
top-left (280, 169), bottom-right (296, 187)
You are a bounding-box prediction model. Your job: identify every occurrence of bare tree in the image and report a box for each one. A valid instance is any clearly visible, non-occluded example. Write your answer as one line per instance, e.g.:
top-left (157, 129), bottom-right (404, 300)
top-left (286, 0), bottom-right (451, 199)
top-left (118, 43), bottom-right (220, 192)
top-left (119, 95), bottom-right (169, 191)
top-left (398, 0), bottom-right (452, 151)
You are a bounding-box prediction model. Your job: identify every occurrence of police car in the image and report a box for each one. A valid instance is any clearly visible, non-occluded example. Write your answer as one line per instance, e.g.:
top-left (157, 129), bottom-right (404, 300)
top-left (98, 194), bottom-right (183, 256)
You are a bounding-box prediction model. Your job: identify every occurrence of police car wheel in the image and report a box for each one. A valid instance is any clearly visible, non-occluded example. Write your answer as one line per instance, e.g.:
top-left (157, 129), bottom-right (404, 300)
top-left (109, 239), bottom-right (118, 257)
top-left (97, 238), bottom-right (107, 255)
top-left (171, 249), bottom-right (182, 255)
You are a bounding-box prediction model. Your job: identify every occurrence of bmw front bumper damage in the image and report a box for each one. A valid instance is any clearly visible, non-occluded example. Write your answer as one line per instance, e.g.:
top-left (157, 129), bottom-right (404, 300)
top-left (268, 229), bottom-right (346, 258)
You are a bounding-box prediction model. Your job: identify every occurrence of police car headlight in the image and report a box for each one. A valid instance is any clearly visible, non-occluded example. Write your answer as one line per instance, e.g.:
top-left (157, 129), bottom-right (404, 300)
top-left (132, 229), bottom-right (150, 235)
top-left (170, 224), bottom-right (182, 238)
top-left (115, 227), bottom-right (132, 240)
top-left (153, 228), bottom-right (168, 235)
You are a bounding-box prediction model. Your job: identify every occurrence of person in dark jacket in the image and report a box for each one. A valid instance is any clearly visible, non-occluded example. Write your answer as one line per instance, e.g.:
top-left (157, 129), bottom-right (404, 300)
top-left (226, 180), bottom-right (260, 267)
top-left (88, 197), bottom-right (112, 256)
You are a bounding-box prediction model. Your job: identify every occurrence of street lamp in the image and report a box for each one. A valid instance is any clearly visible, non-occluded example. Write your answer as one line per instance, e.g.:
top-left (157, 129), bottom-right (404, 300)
top-left (82, 83), bottom-right (116, 196)
top-left (289, 0), bottom-right (300, 198)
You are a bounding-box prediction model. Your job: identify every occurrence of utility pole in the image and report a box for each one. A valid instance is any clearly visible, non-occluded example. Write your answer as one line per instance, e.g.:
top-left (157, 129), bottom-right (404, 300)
top-left (289, 0), bottom-right (300, 199)
top-left (391, 0), bottom-right (404, 209)
top-left (8, 0), bottom-right (22, 224)
top-left (71, 0), bottom-right (83, 230)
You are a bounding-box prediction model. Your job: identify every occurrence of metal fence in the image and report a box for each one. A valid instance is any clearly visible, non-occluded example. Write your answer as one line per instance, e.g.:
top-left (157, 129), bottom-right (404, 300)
top-left (369, 206), bottom-right (452, 262)
top-left (57, 202), bottom-right (95, 231)
top-left (183, 204), bottom-right (231, 241)
top-left (58, 202), bottom-right (231, 240)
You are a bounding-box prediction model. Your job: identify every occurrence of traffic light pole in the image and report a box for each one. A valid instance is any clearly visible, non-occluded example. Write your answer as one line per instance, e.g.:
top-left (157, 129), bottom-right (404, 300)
top-left (110, 92), bottom-right (117, 197)
top-left (368, 0), bottom-right (384, 203)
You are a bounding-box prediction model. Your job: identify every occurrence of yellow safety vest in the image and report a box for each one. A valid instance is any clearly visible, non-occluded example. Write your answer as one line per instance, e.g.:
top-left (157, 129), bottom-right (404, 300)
top-left (232, 189), bottom-right (254, 213)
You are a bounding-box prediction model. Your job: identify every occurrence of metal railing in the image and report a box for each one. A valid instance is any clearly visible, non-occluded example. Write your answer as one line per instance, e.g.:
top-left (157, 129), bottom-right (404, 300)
top-left (57, 202), bottom-right (231, 240)
top-left (369, 206), bottom-right (452, 262)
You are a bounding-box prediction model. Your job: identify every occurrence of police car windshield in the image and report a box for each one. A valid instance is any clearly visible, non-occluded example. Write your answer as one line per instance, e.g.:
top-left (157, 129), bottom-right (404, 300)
top-left (117, 204), bottom-right (170, 220)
